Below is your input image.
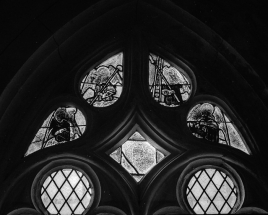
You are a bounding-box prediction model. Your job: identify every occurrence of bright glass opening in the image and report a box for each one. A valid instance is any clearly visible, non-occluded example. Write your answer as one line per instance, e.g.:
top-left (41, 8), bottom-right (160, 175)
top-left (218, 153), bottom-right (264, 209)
top-left (187, 103), bottom-right (249, 154)
top-left (110, 131), bottom-right (166, 182)
top-left (186, 168), bottom-right (237, 214)
top-left (41, 168), bottom-right (93, 215)
top-left (25, 107), bottom-right (86, 156)
top-left (80, 53), bottom-right (123, 107)
top-left (149, 53), bottom-right (192, 107)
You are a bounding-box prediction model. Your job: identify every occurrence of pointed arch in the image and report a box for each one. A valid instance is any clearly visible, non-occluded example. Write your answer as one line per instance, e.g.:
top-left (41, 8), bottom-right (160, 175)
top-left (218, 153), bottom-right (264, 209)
top-left (0, 1), bottom-right (267, 214)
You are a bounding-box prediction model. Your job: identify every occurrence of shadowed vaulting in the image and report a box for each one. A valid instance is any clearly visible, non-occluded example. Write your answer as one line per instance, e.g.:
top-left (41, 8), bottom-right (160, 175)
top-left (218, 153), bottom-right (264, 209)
top-left (1, 0), bottom-right (268, 215)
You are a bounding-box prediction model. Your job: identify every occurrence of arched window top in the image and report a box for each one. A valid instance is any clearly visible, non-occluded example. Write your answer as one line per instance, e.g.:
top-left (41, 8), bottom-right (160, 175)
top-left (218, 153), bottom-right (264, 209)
top-left (187, 102), bottom-right (249, 154)
top-left (149, 53), bottom-right (193, 107)
top-left (25, 106), bottom-right (86, 156)
top-left (80, 52), bottom-right (123, 107)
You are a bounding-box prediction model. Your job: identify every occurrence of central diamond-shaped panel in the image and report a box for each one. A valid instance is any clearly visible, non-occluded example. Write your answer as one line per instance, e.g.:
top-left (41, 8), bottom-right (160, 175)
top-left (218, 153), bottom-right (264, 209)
top-left (110, 131), bottom-right (167, 182)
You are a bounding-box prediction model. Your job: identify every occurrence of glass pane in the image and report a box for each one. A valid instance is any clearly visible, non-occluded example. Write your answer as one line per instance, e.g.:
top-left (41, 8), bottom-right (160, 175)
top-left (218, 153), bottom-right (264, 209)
top-left (187, 102), bottom-right (249, 154)
top-left (80, 53), bottom-right (123, 107)
top-left (109, 131), bottom-right (167, 182)
top-left (25, 106), bottom-right (86, 156)
top-left (110, 147), bottom-right (121, 163)
top-left (41, 168), bottom-right (93, 215)
top-left (129, 131), bottom-right (146, 140)
top-left (186, 168), bottom-right (237, 214)
top-left (149, 53), bottom-right (192, 107)
top-left (156, 150), bottom-right (165, 163)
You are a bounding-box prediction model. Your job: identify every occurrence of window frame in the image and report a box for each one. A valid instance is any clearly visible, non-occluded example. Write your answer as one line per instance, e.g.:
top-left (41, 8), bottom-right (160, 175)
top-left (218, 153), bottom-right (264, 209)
top-left (7, 208), bottom-right (41, 215)
top-left (77, 51), bottom-right (125, 109)
top-left (143, 47), bottom-right (197, 110)
top-left (181, 95), bottom-right (254, 155)
top-left (31, 158), bottom-right (101, 215)
top-left (176, 158), bottom-right (245, 214)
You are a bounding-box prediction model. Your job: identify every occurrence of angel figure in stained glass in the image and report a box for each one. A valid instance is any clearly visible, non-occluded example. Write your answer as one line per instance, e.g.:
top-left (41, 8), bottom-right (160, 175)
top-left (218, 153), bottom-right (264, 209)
top-left (25, 107), bottom-right (86, 156)
top-left (44, 107), bottom-right (82, 148)
top-left (188, 110), bottom-right (219, 143)
top-left (187, 103), bottom-right (249, 154)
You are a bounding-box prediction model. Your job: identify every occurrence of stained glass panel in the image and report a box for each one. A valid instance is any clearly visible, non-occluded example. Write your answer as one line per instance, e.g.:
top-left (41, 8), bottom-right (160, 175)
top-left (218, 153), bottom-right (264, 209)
top-left (187, 103), bottom-right (249, 154)
top-left (109, 131), bottom-right (167, 182)
top-left (186, 168), bottom-right (237, 214)
top-left (41, 168), bottom-right (93, 215)
top-left (80, 53), bottom-right (123, 107)
top-left (25, 106), bottom-right (86, 156)
top-left (149, 53), bottom-right (192, 107)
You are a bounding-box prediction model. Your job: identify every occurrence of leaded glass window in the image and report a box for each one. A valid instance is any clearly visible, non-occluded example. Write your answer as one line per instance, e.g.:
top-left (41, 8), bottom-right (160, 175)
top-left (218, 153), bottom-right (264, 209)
top-left (80, 53), bottom-right (123, 107)
top-left (149, 53), bottom-right (192, 107)
top-left (41, 168), bottom-right (93, 215)
top-left (109, 131), bottom-right (167, 182)
top-left (187, 103), bottom-right (249, 154)
top-left (186, 168), bottom-right (237, 214)
top-left (25, 106), bottom-right (86, 156)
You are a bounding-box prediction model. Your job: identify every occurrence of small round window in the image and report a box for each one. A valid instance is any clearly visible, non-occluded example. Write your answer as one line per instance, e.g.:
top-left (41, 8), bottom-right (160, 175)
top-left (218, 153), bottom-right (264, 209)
top-left (177, 159), bottom-right (244, 214)
top-left (41, 168), bottom-right (93, 214)
top-left (32, 159), bottom-right (101, 215)
top-left (186, 168), bottom-right (237, 214)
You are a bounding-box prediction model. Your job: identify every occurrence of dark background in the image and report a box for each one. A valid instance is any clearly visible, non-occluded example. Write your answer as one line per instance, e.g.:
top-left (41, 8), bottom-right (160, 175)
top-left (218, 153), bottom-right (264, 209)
top-left (1, 0), bottom-right (268, 95)
top-left (1, 0), bottom-right (268, 214)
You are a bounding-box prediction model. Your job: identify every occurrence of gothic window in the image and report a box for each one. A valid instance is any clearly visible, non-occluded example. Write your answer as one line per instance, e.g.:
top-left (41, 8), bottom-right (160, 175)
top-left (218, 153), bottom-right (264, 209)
top-left (1, 1), bottom-right (267, 215)
top-left (17, 49), bottom-right (252, 215)
top-left (19, 50), bottom-right (252, 215)
top-left (5, 30), bottom-right (256, 215)
top-left (25, 106), bottom-right (86, 156)
top-left (80, 53), bottom-right (123, 107)
top-left (187, 102), bottom-right (249, 154)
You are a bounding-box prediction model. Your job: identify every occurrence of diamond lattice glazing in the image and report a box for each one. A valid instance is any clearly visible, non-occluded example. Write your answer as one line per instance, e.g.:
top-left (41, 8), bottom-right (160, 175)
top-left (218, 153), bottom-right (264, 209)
top-left (109, 131), bottom-right (167, 182)
top-left (41, 169), bottom-right (93, 215)
top-left (186, 168), bottom-right (237, 214)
